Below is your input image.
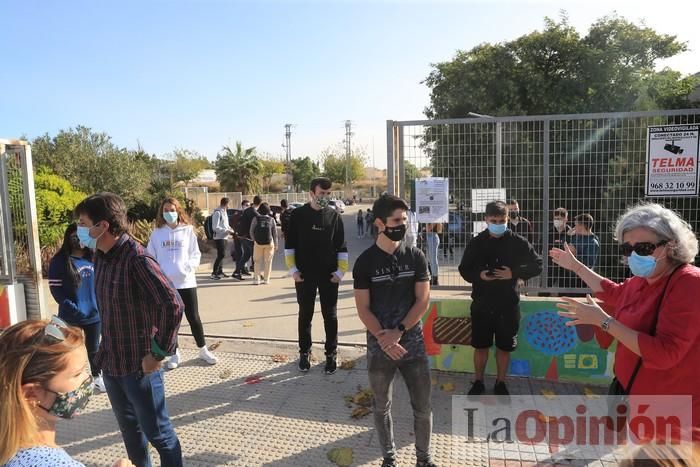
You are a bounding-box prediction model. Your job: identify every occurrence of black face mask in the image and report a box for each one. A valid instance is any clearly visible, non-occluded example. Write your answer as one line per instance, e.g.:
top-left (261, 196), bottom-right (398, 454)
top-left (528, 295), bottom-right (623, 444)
top-left (382, 224), bottom-right (407, 242)
top-left (509, 211), bottom-right (519, 219)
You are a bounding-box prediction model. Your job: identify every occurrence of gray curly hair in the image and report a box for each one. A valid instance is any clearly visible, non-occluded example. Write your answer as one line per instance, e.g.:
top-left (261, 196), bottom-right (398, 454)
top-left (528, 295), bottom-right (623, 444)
top-left (614, 203), bottom-right (698, 265)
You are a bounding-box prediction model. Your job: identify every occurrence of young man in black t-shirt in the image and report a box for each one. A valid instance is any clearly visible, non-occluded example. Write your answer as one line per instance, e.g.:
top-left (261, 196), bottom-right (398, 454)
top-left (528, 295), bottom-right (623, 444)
top-left (353, 194), bottom-right (437, 467)
top-left (459, 200), bottom-right (542, 396)
top-left (285, 178), bottom-right (348, 374)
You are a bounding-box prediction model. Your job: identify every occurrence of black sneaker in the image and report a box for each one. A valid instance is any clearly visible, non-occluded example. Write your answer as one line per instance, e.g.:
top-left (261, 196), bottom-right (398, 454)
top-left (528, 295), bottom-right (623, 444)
top-left (298, 352), bottom-right (311, 372)
top-left (219, 272), bottom-right (230, 278)
top-left (324, 353), bottom-right (337, 375)
top-left (232, 273), bottom-right (244, 281)
top-left (241, 269), bottom-right (252, 276)
top-left (381, 458), bottom-right (397, 467)
top-left (467, 380), bottom-right (485, 396)
top-left (494, 380), bottom-right (510, 396)
top-left (416, 461), bottom-right (438, 467)
top-left (209, 273), bottom-right (221, 280)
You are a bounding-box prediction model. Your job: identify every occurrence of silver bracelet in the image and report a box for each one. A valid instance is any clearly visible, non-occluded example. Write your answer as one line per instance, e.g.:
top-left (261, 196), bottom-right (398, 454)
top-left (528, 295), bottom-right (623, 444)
top-left (601, 316), bottom-right (614, 331)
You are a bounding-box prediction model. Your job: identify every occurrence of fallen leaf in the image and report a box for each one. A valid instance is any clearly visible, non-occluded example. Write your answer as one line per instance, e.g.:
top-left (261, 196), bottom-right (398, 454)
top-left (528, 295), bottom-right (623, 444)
top-left (245, 375), bottom-right (264, 385)
top-left (343, 395), bottom-right (354, 404)
top-left (208, 341), bottom-right (222, 351)
top-left (583, 387), bottom-right (600, 399)
top-left (440, 383), bottom-right (455, 392)
top-left (351, 406), bottom-right (371, 419)
top-left (540, 389), bottom-right (557, 400)
top-left (272, 354), bottom-right (288, 363)
top-left (352, 388), bottom-right (373, 407)
top-left (327, 447), bottom-right (354, 466)
top-left (219, 370), bottom-right (232, 379)
top-left (242, 322), bottom-right (254, 328)
top-left (340, 359), bottom-right (356, 370)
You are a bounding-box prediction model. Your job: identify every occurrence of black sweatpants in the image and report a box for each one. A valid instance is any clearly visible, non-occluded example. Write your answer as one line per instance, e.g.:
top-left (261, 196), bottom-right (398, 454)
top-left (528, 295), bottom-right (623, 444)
top-left (177, 287), bottom-right (206, 348)
top-left (295, 274), bottom-right (339, 355)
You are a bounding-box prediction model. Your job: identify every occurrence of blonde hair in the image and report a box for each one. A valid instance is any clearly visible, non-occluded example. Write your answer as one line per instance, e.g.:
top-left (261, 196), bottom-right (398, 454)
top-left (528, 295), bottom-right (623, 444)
top-left (0, 320), bottom-right (84, 463)
top-left (155, 197), bottom-right (191, 228)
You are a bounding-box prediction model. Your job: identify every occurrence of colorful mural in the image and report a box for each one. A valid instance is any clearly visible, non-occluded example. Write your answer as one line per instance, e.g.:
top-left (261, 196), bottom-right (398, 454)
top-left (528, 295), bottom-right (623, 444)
top-left (422, 298), bottom-right (615, 385)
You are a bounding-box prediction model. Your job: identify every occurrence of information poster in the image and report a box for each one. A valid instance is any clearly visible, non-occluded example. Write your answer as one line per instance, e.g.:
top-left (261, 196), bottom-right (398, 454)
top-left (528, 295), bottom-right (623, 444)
top-left (415, 177), bottom-right (449, 223)
top-left (645, 124), bottom-right (699, 197)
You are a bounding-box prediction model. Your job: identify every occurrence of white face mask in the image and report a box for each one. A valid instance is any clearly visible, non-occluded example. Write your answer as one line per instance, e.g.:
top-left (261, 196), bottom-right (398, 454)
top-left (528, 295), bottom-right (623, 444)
top-left (553, 219), bottom-right (564, 229)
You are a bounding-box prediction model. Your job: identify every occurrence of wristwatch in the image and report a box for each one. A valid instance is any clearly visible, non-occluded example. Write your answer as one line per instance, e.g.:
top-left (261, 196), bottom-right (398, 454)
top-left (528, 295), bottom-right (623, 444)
top-left (601, 316), bottom-right (614, 331)
top-left (397, 323), bottom-right (406, 333)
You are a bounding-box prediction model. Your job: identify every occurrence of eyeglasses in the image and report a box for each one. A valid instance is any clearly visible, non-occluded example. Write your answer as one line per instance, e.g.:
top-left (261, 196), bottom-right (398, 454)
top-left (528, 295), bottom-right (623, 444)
top-left (619, 240), bottom-right (668, 257)
top-left (40, 316), bottom-right (69, 343)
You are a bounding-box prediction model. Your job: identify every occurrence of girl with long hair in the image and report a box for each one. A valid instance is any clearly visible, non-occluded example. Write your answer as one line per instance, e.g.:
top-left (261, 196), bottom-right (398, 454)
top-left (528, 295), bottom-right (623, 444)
top-left (0, 318), bottom-right (132, 466)
top-left (48, 223), bottom-right (103, 391)
top-left (147, 197), bottom-right (217, 369)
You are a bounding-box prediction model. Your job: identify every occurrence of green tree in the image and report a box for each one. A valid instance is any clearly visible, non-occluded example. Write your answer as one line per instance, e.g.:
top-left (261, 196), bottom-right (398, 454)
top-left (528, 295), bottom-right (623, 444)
top-left (215, 142), bottom-right (262, 194)
top-left (259, 158), bottom-right (287, 192)
top-left (291, 157), bottom-right (321, 192)
top-left (321, 145), bottom-right (366, 185)
top-left (33, 169), bottom-right (86, 247)
top-left (160, 148), bottom-right (211, 185)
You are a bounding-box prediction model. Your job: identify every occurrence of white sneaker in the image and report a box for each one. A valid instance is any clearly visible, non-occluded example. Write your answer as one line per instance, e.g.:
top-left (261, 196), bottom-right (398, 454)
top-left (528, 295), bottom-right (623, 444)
top-left (93, 374), bottom-right (106, 392)
top-left (165, 349), bottom-right (181, 370)
top-left (263, 279), bottom-right (270, 285)
top-left (254, 277), bottom-right (260, 285)
top-left (198, 345), bottom-right (218, 365)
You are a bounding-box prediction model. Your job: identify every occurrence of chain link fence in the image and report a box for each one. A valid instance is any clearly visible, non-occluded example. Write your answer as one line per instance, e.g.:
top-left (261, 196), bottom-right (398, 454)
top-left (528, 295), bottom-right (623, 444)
top-left (388, 110), bottom-right (700, 293)
top-left (183, 187), bottom-right (345, 214)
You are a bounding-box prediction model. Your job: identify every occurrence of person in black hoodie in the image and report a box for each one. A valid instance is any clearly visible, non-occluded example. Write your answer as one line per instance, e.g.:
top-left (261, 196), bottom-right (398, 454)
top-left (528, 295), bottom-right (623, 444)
top-left (48, 223), bottom-right (104, 391)
top-left (458, 201), bottom-right (542, 396)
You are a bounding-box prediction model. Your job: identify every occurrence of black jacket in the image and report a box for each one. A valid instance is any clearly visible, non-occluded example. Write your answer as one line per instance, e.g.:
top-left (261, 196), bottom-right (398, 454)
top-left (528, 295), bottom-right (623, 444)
top-left (458, 230), bottom-right (542, 305)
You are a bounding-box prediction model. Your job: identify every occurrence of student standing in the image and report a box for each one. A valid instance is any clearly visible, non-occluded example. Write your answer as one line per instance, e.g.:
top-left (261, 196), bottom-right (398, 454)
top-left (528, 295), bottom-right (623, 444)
top-left (458, 200), bottom-right (542, 396)
top-left (353, 194), bottom-right (437, 467)
top-left (249, 203), bottom-right (279, 285)
top-left (285, 177), bottom-right (348, 374)
top-left (210, 197), bottom-right (235, 280)
top-left (48, 224), bottom-right (104, 392)
top-left (147, 197), bottom-right (218, 369)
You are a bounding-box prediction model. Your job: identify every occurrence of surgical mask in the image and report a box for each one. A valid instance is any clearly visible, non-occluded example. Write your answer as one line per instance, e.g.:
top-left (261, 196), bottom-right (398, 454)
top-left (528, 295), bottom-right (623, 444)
top-left (314, 195), bottom-right (330, 209)
top-left (487, 223), bottom-right (508, 236)
top-left (628, 251), bottom-right (663, 278)
top-left (382, 224), bottom-right (407, 242)
top-left (163, 212), bottom-right (178, 225)
top-left (39, 375), bottom-right (93, 419)
top-left (553, 219), bottom-right (564, 229)
top-left (77, 224), bottom-right (104, 250)
top-left (509, 211), bottom-right (520, 219)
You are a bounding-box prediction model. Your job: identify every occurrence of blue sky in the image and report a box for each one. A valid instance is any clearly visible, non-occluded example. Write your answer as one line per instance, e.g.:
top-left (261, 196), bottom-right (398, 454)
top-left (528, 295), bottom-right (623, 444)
top-left (1, 0), bottom-right (699, 168)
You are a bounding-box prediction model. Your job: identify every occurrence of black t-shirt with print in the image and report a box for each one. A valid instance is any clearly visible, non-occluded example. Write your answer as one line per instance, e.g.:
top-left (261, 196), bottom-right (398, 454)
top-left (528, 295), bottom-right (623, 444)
top-left (353, 243), bottom-right (430, 358)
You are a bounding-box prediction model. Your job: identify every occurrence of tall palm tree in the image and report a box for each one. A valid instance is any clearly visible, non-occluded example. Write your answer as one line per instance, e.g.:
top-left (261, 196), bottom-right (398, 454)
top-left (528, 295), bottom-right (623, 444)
top-left (215, 142), bottom-right (262, 194)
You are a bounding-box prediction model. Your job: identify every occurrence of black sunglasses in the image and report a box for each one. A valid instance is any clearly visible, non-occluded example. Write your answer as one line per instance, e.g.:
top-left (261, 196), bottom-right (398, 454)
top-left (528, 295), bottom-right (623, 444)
top-left (619, 240), bottom-right (667, 257)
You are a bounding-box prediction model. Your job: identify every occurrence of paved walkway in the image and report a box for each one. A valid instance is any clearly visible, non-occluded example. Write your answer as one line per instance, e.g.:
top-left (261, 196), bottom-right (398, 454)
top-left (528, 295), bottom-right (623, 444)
top-left (58, 339), bottom-right (616, 467)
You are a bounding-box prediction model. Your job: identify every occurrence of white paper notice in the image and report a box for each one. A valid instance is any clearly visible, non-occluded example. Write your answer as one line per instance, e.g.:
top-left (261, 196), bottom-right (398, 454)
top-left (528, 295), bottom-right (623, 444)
top-left (645, 124), bottom-right (699, 197)
top-left (415, 177), bottom-right (449, 223)
top-left (471, 188), bottom-right (507, 214)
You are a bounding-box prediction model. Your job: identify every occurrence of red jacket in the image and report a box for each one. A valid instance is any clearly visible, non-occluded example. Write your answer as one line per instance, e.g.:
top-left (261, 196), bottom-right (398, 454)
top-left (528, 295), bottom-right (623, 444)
top-left (596, 264), bottom-right (700, 440)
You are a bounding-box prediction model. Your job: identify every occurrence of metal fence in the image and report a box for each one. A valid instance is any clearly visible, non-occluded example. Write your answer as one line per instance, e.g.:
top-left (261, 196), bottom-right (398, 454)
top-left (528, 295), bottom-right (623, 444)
top-left (183, 187), bottom-right (344, 214)
top-left (0, 139), bottom-right (47, 319)
top-left (387, 109), bottom-right (700, 293)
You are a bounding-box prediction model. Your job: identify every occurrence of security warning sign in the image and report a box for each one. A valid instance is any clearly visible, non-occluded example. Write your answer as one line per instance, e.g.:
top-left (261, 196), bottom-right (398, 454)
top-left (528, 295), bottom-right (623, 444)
top-left (645, 124), bottom-right (699, 197)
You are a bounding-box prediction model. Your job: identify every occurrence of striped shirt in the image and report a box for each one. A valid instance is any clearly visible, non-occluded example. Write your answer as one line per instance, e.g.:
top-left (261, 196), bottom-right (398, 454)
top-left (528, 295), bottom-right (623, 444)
top-left (94, 235), bottom-right (183, 377)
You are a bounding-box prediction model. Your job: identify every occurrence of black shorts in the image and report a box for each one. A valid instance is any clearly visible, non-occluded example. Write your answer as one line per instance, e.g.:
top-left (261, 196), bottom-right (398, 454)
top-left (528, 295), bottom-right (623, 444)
top-left (470, 302), bottom-right (520, 352)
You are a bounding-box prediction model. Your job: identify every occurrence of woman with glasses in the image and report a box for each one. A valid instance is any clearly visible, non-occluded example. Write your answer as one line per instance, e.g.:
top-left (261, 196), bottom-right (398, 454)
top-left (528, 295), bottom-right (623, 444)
top-left (550, 203), bottom-right (700, 440)
top-left (0, 318), bottom-right (133, 466)
top-left (48, 223), bottom-right (104, 392)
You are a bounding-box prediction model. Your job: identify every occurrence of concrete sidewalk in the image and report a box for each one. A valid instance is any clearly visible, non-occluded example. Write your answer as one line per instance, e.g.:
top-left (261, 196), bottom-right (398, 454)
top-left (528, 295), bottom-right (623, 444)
top-left (58, 338), bottom-right (617, 467)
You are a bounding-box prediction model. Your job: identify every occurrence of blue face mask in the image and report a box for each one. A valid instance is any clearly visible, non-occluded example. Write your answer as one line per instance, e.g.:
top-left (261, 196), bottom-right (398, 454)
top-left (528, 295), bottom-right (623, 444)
top-left (163, 212), bottom-right (178, 225)
top-left (628, 251), bottom-right (660, 278)
top-left (487, 223), bottom-right (508, 236)
top-left (77, 225), bottom-right (103, 250)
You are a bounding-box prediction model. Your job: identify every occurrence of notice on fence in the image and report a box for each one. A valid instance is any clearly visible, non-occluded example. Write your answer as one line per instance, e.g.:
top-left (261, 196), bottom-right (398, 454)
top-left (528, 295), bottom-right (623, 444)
top-left (645, 124), bottom-right (700, 197)
top-left (415, 177), bottom-right (449, 223)
top-left (471, 188), bottom-right (507, 213)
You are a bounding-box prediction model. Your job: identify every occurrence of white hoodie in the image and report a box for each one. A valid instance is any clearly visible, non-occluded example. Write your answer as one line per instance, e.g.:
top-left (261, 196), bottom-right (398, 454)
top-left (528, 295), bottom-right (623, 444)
top-left (147, 223), bottom-right (201, 289)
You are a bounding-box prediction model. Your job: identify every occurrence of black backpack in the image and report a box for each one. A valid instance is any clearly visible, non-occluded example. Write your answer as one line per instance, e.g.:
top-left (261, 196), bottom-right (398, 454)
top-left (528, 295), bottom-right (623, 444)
top-left (204, 214), bottom-right (214, 240)
top-left (280, 209), bottom-right (292, 233)
top-left (253, 215), bottom-right (273, 245)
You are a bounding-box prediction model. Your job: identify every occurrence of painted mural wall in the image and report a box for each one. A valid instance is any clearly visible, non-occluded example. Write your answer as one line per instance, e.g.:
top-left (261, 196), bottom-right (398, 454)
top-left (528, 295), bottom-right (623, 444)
top-left (422, 298), bottom-right (616, 385)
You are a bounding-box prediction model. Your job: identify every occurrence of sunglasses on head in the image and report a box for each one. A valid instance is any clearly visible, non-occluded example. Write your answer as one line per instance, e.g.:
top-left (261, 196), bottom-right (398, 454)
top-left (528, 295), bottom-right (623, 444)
top-left (39, 315), bottom-right (69, 343)
top-left (619, 240), bottom-right (667, 257)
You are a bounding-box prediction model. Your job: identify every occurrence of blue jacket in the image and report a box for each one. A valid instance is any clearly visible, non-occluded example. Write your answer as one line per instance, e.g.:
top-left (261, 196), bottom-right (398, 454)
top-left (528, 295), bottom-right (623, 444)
top-left (48, 253), bottom-right (100, 325)
top-left (570, 233), bottom-right (601, 269)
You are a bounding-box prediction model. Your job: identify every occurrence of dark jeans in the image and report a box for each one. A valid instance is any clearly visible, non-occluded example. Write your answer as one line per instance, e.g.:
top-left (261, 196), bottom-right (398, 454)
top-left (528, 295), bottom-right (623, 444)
top-left (295, 275), bottom-right (339, 355)
top-left (104, 370), bottom-right (182, 467)
top-left (177, 288), bottom-right (205, 348)
top-left (212, 239), bottom-right (226, 275)
top-left (80, 321), bottom-right (101, 377)
top-left (368, 352), bottom-right (433, 462)
top-left (235, 238), bottom-right (253, 274)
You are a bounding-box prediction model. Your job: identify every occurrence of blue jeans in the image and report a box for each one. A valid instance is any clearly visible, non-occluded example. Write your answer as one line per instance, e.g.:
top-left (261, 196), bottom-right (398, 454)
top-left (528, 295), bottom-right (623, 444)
top-left (368, 352), bottom-right (433, 462)
top-left (104, 370), bottom-right (182, 467)
top-left (426, 232), bottom-right (440, 278)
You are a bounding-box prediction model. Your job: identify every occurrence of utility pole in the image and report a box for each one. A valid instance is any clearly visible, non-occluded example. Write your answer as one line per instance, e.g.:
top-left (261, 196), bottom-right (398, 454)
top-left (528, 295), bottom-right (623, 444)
top-left (283, 123), bottom-right (293, 191)
top-left (344, 120), bottom-right (352, 195)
